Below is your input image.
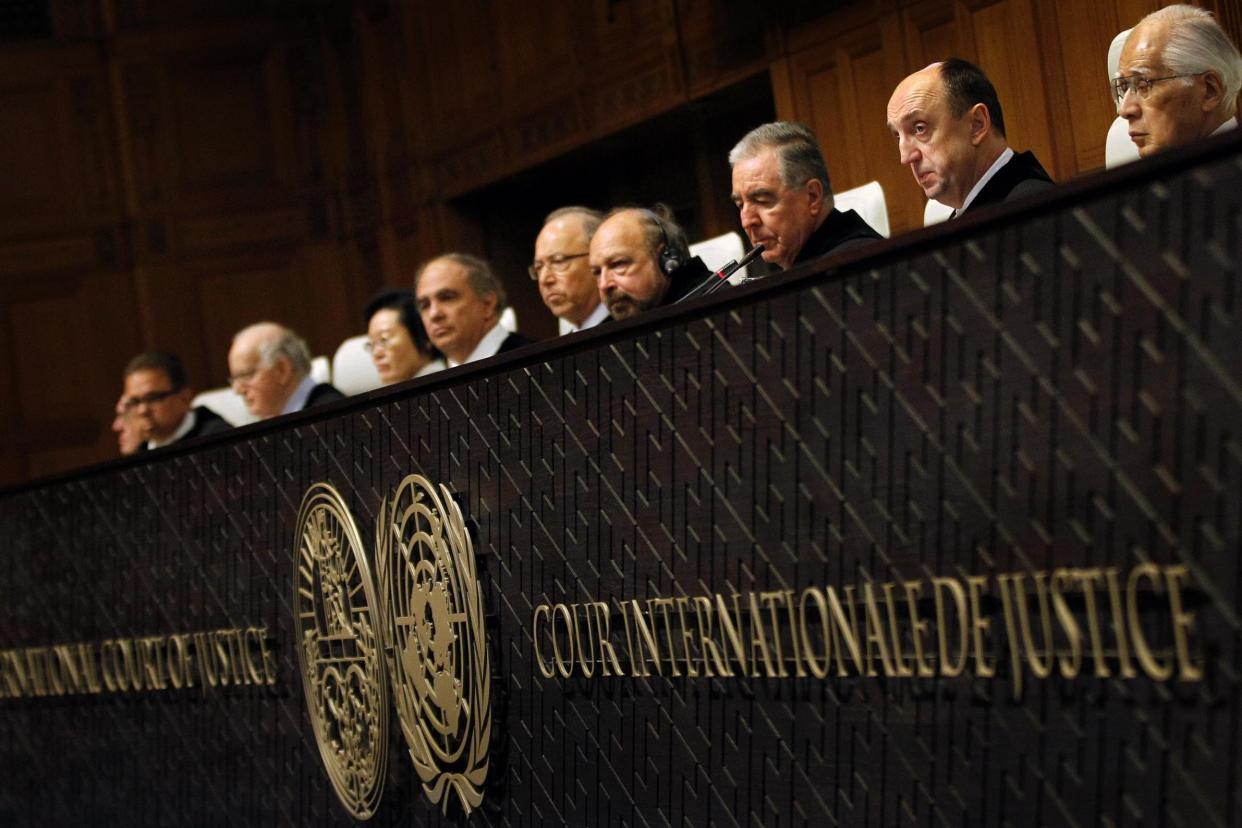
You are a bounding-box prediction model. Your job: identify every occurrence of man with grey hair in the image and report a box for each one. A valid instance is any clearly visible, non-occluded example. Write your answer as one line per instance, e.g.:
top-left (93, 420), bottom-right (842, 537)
top-left (1116, 5), bottom-right (1241, 158)
top-left (227, 322), bottom-right (344, 420)
top-left (531, 206), bottom-right (609, 334)
top-left (415, 253), bottom-right (534, 367)
top-left (729, 121), bottom-right (881, 272)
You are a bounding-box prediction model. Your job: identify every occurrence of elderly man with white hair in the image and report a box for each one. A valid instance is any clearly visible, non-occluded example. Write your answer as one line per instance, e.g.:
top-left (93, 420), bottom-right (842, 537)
top-left (1115, 4), bottom-right (1242, 158)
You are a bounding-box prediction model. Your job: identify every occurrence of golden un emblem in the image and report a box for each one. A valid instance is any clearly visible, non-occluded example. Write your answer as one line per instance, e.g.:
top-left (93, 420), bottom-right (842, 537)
top-left (292, 484), bottom-right (390, 820)
top-left (293, 475), bottom-right (491, 819)
top-left (376, 475), bottom-right (492, 816)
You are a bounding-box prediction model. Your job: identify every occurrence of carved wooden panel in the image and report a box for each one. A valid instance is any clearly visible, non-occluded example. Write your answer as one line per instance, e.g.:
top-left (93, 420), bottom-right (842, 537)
top-left (784, 14), bottom-right (919, 233)
top-left (407, 0), bottom-right (502, 153)
top-left (0, 47), bottom-right (117, 236)
top-left (674, 0), bottom-right (772, 97)
top-left (3, 271), bottom-right (143, 480)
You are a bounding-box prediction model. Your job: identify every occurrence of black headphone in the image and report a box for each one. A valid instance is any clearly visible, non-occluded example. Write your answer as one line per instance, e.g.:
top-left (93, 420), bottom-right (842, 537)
top-left (640, 208), bottom-right (685, 275)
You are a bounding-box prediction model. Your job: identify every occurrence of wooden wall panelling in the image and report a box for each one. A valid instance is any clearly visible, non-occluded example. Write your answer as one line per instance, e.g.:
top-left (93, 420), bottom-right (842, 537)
top-left (493, 0), bottom-right (594, 178)
top-left (162, 45), bottom-right (291, 212)
top-left (783, 11), bottom-right (922, 234)
top-left (672, 0), bottom-right (773, 98)
top-left (955, 0), bottom-right (1059, 177)
top-left (0, 47), bottom-right (120, 239)
top-left (4, 270), bottom-right (144, 480)
top-left (408, 0), bottom-right (503, 155)
top-left (584, 0), bottom-right (687, 137)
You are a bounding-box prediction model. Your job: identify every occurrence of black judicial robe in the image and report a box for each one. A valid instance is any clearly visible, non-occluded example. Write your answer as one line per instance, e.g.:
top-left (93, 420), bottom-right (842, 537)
top-left (958, 151), bottom-right (1055, 215)
top-left (498, 331), bottom-right (537, 354)
top-left (305, 383), bottom-right (346, 409)
top-left (792, 208), bottom-right (883, 267)
top-left (660, 256), bottom-right (714, 306)
top-left (137, 405), bottom-right (231, 452)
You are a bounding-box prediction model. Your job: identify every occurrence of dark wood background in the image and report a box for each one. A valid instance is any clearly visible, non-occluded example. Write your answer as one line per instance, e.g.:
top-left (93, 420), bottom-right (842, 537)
top-left (1, 0), bottom-right (1239, 485)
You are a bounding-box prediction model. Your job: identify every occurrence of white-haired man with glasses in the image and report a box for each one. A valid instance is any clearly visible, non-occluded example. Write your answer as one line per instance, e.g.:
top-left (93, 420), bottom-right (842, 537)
top-left (1115, 5), bottom-right (1242, 158)
top-left (531, 206), bottom-right (609, 334)
top-left (228, 322), bottom-right (344, 419)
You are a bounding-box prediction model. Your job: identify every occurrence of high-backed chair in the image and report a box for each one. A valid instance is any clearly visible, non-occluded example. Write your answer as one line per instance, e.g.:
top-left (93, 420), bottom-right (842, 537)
top-left (1106, 28), bottom-right (1140, 169)
top-left (332, 336), bottom-right (383, 396)
top-left (191, 387), bottom-right (258, 427)
top-left (923, 198), bottom-right (954, 226)
top-left (689, 230), bottom-right (748, 284)
top-left (834, 180), bottom-right (891, 238)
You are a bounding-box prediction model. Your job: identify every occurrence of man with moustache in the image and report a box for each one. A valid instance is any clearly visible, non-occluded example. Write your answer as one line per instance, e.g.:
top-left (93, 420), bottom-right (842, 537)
top-left (589, 206), bottom-right (711, 320)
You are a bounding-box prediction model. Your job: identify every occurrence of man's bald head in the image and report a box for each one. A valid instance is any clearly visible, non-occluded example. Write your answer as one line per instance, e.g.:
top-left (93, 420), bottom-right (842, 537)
top-left (228, 321), bottom-right (313, 419)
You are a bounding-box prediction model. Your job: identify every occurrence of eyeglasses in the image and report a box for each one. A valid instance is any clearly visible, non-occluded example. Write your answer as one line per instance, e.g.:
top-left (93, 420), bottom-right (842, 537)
top-left (363, 333), bottom-right (402, 353)
top-left (528, 252), bottom-right (588, 280)
top-left (228, 368), bottom-right (259, 387)
top-left (1111, 73), bottom-right (1200, 107)
top-left (121, 388), bottom-right (180, 411)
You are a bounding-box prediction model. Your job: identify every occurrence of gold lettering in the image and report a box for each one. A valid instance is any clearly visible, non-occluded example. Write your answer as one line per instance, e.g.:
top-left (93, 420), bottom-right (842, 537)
top-left (715, 594), bottom-right (750, 676)
top-left (572, 604), bottom-right (596, 678)
top-left (861, 583), bottom-right (897, 677)
top-left (1128, 563), bottom-right (1173, 680)
top-left (51, 645), bottom-right (82, 695)
top-left (882, 583), bottom-right (913, 677)
top-left (780, 591), bottom-right (806, 678)
top-left (648, 598), bottom-right (681, 677)
top-left (674, 597), bottom-right (698, 677)
top-left (965, 575), bottom-right (996, 678)
top-left (195, 632), bottom-right (218, 689)
top-left (748, 593), bottom-right (778, 678)
top-left (255, 627), bottom-right (278, 686)
top-left (996, 574), bottom-right (1025, 699)
top-left (629, 600), bottom-right (662, 676)
top-left (532, 605), bottom-right (556, 679)
top-left (241, 628), bottom-right (266, 684)
top-left (591, 603), bottom-right (624, 677)
top-left (100, 640), bottom-right (119, 692)
top-left (550, 603), bottom-right (576, 679)
top-left (1077, 569), bottom-right (1110, 677)
top-left (903, 580), bottom-right (935, 678)
top-left (798, 587), bottom-right (831, 679)
top-left (1014, 573), bottom-right (1054, 679)
top-left (759, 591), bottom-right (790, 677)
top-left (1164, 565), bottom-right (1202, 681)
top-left (1050, 569), bottom-right (1082, 678)
top-left (44, 646), bottom-right (66, 696)
top-left (826, 586), bottom-right (864, 676)
top-left (1104, 568), bottom-right (1137, 678)
top-left (693, 596), bottom-right (729, 678)
top-left (932, 577), bottom-right (969, 677)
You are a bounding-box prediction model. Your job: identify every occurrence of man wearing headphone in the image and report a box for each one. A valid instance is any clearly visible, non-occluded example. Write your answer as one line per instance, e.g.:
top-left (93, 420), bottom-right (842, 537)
top-left (589, 205), bottom-right (712, 321)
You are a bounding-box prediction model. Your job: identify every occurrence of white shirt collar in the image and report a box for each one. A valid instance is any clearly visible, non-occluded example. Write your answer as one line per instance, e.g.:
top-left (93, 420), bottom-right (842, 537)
top-left (447, 322), bottom-right (509, 368)
top-left (1211, 117), bottom-right (1239, 136)
top-left (560, 302), bottom-right (609, 335)
top-left (281, 375), bottom-right (317, 415)
top-left (958, 147), bottom-right (1014, 215)
top-left (146, 407), bottom-right (196, 450)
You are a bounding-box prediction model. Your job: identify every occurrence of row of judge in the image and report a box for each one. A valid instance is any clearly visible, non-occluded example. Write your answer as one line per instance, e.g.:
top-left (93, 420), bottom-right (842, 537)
top-left (532, 7), bottom-right (1241, 334)
top-left (112, 6), bottom-right (1241, 453)
top-left (113, 325), bottom-right (346, 453)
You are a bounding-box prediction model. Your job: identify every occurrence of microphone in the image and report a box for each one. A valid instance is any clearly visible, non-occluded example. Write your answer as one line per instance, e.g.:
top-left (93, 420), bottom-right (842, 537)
top-left (677, 243), bottom-right (765, 303)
